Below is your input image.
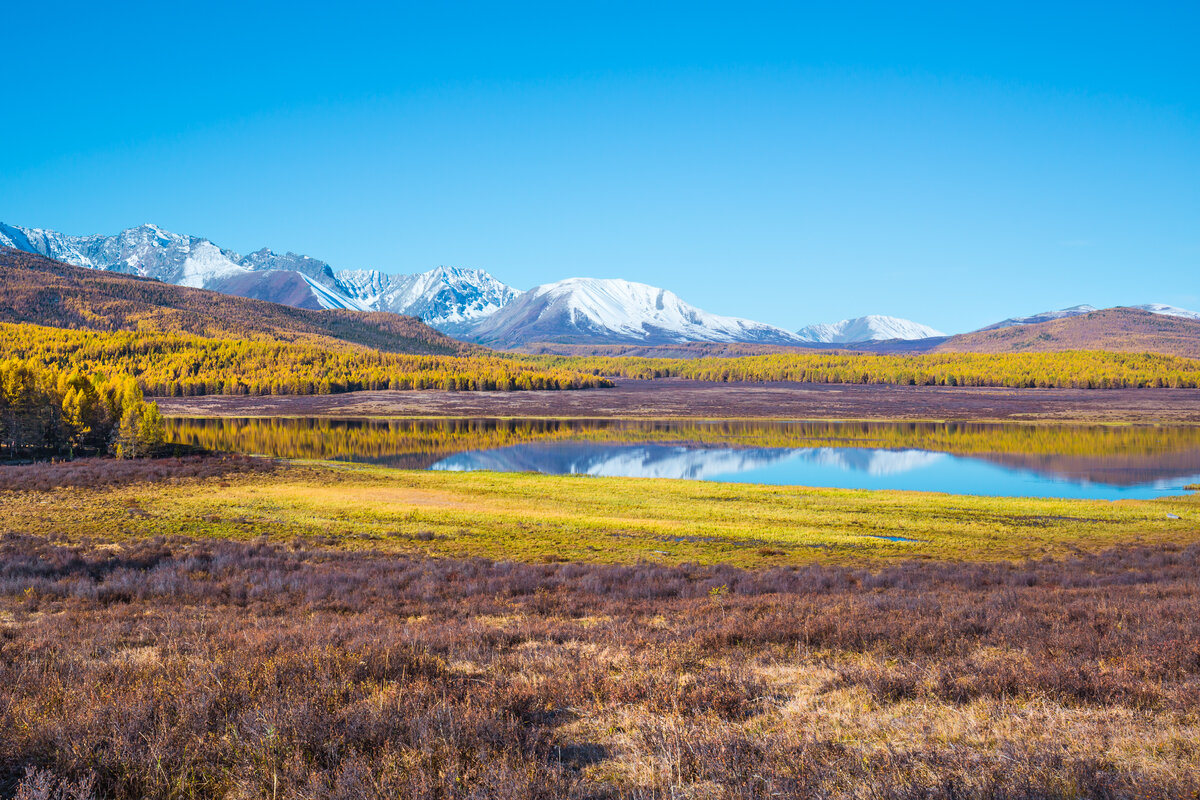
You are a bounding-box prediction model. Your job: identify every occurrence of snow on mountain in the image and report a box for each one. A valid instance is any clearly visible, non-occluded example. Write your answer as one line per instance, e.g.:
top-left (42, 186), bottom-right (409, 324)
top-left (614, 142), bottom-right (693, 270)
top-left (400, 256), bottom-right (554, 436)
top-left (335, 265), bottom-right (521, 333)
top-left (0, 222), bottom-right (249, 287)
top-left (1, 223), bottom-right (100, 267)
top-left (1130, 303), bottom-right (1200, 321)
top-left (238, 248), bottom-right (339, 287)
top-left (0, 222), bottom-right (510, 320)
top-left (979, 303), bottom-right (1200, 331)
top-left (466, 277), bottom-right (805, 347)
top-left (979, 304), bottom-right (1099, 331)
top-left (795, 315), bottom-right (945, 343)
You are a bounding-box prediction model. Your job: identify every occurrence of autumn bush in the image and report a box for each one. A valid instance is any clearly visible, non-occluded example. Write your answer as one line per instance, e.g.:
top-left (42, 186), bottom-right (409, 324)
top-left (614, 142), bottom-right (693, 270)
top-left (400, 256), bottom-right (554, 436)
top-left (2, 534), bottom-right (1198, 798)
top-left (0, 454), bottom-right (272, 491)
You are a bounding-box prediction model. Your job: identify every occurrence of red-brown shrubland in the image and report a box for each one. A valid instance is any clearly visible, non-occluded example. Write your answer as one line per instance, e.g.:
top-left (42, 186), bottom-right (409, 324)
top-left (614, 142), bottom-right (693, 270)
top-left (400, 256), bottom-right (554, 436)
top-left (2, 533), bottom-right (1198, 798)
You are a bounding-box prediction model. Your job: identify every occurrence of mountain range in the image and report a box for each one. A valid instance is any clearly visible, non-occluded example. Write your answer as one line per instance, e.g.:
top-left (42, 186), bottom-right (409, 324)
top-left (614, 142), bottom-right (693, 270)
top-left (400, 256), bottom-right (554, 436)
top-left (796, 315), bottom-right (945, 343)
top-left (2, 222), bottom-right (1197, 351)
top-left (982, 303), bottom-right (1200, 330)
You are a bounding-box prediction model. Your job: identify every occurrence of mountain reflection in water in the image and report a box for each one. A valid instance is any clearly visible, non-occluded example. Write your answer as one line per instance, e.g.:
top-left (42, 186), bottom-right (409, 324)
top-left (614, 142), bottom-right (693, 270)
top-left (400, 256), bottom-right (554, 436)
top-left (166, 417), bottom-right (1200, 500)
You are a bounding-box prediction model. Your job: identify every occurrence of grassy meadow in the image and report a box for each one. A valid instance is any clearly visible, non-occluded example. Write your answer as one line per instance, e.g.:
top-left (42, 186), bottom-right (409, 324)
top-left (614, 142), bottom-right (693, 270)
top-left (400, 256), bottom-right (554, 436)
top-left (3, 459), bottom-right (1198, 565)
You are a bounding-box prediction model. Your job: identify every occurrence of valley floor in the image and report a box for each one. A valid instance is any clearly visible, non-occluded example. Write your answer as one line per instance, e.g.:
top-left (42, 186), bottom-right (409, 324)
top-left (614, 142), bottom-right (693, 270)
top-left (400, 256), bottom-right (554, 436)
top-left (155, 379), bottom-right (1200, 423)
top-left (2, 458), bottom-right (1199, 797)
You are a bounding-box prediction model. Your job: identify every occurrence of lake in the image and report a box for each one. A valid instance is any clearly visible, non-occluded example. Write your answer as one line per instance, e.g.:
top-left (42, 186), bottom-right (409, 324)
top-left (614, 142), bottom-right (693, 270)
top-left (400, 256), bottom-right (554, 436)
top-left (166, 417), bottom-right (1200, 500)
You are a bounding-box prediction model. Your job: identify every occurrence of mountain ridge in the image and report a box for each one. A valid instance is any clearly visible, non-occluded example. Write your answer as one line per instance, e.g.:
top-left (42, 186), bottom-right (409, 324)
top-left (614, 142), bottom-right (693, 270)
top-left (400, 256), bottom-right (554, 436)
top-left (0, 246), bottom-right (469, 355)
top-left (0, 222), bottom-right (517, 327)
top-left (5, 222), bottom-right (1199, 354)
top-left (796, 315), bottom-right (945, 343)
top-left (935, 307), bottom-right (1200, 358)
top-left (467, 277), bottom-right (806, 348)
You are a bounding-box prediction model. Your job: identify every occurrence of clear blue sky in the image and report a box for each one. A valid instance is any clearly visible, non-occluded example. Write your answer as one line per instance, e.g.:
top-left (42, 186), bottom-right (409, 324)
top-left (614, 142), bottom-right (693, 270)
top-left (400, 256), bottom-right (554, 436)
top-left (3, 1), bottom-right (1197, 333)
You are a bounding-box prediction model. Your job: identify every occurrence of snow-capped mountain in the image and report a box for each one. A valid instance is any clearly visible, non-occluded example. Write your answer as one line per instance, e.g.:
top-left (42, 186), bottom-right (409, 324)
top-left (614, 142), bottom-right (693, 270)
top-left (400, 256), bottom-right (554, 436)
top-left (238, 247), bottom-right (340, 287)
top-left (466, 278), bottom-right (805, 347)
top-left (335, 266), bottom-right (521, 334)
top-left (0, 222), bottom-right (517, 322)
top-left (0, 222), bottom-right (253, 289)
top-left (795, 315), bottom-right (945, 343)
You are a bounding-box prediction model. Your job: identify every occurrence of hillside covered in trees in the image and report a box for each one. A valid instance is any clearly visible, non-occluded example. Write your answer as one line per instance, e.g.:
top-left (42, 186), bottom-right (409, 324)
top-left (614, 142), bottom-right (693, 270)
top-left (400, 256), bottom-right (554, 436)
top-left (0, 323), bottom-right (612, 397)
top-left (0, 247), bottom-right (467, 355)
top-left (934, 308), bottom-right (1200, 358)
top-left (0, 250), bottom-right (611, 397)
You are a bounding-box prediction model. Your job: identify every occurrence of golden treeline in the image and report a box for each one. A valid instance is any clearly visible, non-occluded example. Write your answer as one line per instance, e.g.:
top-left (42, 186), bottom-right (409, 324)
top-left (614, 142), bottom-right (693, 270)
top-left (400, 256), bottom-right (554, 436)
top-left (1, 358), bottom-right (165, 458)
top-left (0, 323), bottom-right (612, 396)
top-left (537, 351), bottom-right (1200, 388)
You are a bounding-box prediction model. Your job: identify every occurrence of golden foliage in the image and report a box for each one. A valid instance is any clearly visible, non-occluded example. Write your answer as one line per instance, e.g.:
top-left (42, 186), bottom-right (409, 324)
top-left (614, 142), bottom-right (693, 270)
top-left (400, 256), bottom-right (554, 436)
top-left (0, 322), bottom-right (611, 397)
top-left (542, 350), bottom-right (1200, 388)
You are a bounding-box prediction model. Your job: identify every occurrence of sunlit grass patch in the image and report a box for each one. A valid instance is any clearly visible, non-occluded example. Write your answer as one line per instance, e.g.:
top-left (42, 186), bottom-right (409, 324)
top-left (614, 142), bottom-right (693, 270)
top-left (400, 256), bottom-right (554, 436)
top-left (3, 459), bottom-right (1196, 566)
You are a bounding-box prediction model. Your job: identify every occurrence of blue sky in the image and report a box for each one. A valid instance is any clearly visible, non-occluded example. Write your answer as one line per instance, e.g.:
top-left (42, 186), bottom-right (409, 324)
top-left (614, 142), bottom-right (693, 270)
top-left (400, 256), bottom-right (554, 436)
top-left (2, 1), bottom-right (1197, 333)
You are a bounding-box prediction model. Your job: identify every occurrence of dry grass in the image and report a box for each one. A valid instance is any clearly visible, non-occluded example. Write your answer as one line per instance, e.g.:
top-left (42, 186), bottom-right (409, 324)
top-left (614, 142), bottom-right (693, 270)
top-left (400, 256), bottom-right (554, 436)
top-left (2, 534), bottom-right (1199, 798)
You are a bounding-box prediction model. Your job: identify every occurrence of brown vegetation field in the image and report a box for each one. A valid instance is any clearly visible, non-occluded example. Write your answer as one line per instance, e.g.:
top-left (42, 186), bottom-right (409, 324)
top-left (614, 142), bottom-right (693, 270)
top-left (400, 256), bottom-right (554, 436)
top-left (156, 379), bottom-right (1200, 423)
top-left (2, 531), bottom-right (1199, 798)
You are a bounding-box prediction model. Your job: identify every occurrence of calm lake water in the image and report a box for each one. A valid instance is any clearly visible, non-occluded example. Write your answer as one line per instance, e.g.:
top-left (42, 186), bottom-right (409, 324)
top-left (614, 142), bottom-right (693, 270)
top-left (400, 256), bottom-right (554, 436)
top-left (166, 417), bottom-right (1200, 500)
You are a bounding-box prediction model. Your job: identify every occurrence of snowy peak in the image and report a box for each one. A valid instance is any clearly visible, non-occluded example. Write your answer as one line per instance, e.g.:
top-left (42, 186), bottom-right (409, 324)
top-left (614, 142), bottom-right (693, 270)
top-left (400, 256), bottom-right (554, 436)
top-left (334, 264), bottom-right (520, 332)
top-left (0, 221), bottom-right (248, 288)
top-left (0, 222), bottom-right (514, 320)
top-left (468, 277), bottom-right (804, 347)
top-left (796, 315), bottom-right (945, 343)
top-left (1129, 303), bottom-right (1200, 321)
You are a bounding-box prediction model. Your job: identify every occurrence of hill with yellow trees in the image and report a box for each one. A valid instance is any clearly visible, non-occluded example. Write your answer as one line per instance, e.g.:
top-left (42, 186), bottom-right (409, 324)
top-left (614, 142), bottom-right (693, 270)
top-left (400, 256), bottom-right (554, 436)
top-left (0, 247), bottom-right (467, 355)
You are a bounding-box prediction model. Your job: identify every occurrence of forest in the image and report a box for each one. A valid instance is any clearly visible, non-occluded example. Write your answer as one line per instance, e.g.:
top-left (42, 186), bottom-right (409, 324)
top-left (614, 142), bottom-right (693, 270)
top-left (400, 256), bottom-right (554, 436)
top-left (544, 350), bottom-right (1200, 389)
top-left (0, 323), bottom-right (612, 397)
top-left (0, 358), bottom-right (165, 459)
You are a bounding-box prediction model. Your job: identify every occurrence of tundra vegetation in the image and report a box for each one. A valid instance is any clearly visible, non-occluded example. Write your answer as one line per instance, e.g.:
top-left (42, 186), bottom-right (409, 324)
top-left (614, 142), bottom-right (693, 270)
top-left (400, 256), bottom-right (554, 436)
top-left (1, 440), bottom-right (1200, 796)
